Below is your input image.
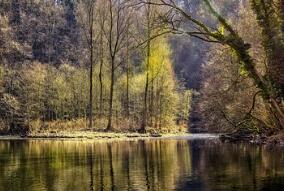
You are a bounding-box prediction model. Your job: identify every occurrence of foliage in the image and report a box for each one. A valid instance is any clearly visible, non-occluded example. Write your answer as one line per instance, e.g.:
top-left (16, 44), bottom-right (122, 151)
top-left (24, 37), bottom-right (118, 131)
top-left (0, 44), bottom-right (190, 133)
top-left (198, 4), bottom-right (272, 132)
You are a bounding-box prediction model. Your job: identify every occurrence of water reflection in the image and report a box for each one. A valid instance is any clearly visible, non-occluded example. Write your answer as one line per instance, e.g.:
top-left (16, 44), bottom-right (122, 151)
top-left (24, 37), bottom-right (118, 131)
top-left (0, 139), bottom-right (283, 191)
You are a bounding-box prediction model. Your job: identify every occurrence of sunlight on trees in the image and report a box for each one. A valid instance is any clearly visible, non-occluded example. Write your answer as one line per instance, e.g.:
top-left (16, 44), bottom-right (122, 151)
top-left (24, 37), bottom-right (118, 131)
top-left (1, 0), bottom-right (193, 134)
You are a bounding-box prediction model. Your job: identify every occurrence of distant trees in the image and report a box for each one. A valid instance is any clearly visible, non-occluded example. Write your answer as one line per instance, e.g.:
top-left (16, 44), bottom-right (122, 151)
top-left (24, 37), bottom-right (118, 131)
top-left (10, 0), bottom-right (21, 26)
top-left (2, 63), bottom-right (88, 122)
top-left (0, 15), bottom-right (29, 64)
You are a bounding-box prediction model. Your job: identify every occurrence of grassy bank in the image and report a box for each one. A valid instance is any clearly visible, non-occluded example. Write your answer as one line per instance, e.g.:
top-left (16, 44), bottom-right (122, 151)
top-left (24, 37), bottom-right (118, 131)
top-left (24, 131), bottom-right (193, 140)
top-left (0, 118), bottom-right (187, 139)
top-left (28, 118), bottom-right (186, 132)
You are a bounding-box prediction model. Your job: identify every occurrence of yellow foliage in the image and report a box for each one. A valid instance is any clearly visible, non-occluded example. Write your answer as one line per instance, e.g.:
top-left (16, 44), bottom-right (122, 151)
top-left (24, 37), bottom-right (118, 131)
top-left (218, 25), bottom-right (225, 35)
top-left (143, 36), bottom-right (184, 127)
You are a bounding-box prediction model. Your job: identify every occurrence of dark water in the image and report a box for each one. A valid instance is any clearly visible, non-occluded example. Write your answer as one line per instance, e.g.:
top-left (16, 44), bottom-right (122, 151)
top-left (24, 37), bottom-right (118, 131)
top-left (0, 136), bottom-right (283, 191)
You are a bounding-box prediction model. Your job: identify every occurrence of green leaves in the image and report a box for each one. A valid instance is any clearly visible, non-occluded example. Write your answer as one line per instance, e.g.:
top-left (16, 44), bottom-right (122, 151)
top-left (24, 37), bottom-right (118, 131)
top-left (239, 62), bottom-right (249, 77)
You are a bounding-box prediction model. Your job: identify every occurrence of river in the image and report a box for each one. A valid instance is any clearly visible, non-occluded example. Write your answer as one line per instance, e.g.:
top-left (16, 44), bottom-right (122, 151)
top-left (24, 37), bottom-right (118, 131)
top-left (0, 135), bottom-right (283, 191)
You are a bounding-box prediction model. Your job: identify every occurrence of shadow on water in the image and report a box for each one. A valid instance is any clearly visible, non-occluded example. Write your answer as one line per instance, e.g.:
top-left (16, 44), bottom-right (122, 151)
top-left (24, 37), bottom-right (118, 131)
top-left (87, 145), bottom-right (94, 191)
top-left (0, 137), bottom-right (283, 191)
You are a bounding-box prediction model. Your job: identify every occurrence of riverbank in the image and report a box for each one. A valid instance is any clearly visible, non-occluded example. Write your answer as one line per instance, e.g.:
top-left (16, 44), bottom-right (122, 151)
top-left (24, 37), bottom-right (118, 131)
top-left (220, 128), bottom-right (284, 146)
top-left (0, 117), bottom-right (191, 139)
top-left (0, 131), bottom-right (205, 140)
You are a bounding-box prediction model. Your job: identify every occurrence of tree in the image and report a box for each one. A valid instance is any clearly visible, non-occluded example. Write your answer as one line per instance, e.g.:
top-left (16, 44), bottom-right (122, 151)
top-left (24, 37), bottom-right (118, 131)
top-left (146, 36), bottom-right (180, 129)
top-left (78, 0), bottom-right (97, 129)
top-left (10, 0), bottom-right (21, 25)
top-left (140, 0), bottom-right (154, 133)
top-left (0, 15), bottom-right (30, 65)
top-left (198, 2), bottom-right (276, 132)
top-left (0, 0), bottom-right (193, 134)
top-left (62, 0), bottom-right (81, 64)
top-left (140, 0), bottom-right (284, 130)
top-left (103, 0), bottom-right (130, 131)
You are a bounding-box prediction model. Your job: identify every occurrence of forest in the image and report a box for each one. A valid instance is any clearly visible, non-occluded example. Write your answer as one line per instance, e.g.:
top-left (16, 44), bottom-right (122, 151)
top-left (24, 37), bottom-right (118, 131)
top-left (0, 0), bottom-right (193, 135)
top-left (0, 0), bottom-right (284, 143)
top-left (0, 1), bottom-right (284, 191)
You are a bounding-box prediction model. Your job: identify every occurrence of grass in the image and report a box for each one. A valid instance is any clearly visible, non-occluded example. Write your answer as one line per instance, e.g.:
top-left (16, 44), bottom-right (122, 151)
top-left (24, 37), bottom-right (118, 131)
top-left (26, 130), bottom-right (191, 140)
top-left (25, 118), bottom-right (189, 139)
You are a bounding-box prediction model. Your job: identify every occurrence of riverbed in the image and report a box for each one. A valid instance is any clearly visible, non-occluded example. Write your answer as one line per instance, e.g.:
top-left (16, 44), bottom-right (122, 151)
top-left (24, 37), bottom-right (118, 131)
top-left (0, 134), bottom-right (283, 191)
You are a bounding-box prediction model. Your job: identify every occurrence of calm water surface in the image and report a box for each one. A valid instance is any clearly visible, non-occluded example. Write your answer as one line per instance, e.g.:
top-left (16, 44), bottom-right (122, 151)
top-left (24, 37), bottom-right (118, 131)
top-left (0, 136), bottom-right (283, 191)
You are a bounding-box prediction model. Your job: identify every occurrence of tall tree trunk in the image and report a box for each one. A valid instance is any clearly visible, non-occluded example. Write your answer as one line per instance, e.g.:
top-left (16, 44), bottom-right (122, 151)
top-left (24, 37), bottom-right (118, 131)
top-left (231, 39), bottom-right (284, 129)
top-left (270, 98), bottom-right (284, 129)
top-left (281, 0), bottom-right (284, 33)
top-left (149, 81), bottom-right (154, 127)
top-left (140, 70), bottom-right (149, 133)
top-left (126, 35), bottom-right (130, 118)
top-left (107, 58), bottom-right (115, 131)
top-left (126, 60), bottom-right (130, 118)
top-left (248, 0), bottom-right (284, 128)
top-left (99, 32), bottom-right (104, 118)
top-left (140, 2), bottom-right (151, 133)
top-left (251, 0), bottom-right (284, 97)
top-left (140, 39), bottom-right (150, 133)
top-left (89, 7), bottom-right (94, 129)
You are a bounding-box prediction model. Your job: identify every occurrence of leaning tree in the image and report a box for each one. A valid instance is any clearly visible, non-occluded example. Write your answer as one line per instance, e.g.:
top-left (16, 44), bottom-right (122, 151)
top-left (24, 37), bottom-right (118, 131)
top-left (134, 0), bottom-right (284, 129)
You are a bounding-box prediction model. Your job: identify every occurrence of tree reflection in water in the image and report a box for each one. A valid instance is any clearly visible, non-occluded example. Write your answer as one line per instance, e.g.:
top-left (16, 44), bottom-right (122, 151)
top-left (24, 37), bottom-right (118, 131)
top-left (0, 139), bottom-right (283, 191)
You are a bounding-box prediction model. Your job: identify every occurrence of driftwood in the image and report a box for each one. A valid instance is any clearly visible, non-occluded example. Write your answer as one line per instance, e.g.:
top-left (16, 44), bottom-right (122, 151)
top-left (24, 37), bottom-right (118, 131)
top-left (219, 126), bottom-right (284, 146)
top-left (220, 128), bottom-right (267, 144)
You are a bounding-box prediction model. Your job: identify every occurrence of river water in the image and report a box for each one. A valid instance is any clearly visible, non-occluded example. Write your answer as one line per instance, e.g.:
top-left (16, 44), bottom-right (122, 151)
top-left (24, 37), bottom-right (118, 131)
top-left (0, 135), bottom-right (283, 191)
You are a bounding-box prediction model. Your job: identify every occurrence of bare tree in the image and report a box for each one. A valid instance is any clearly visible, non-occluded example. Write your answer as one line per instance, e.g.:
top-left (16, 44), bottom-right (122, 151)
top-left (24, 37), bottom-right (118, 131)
top-left (78, 0), bottom-right (97, 129)
top-left (140, 1), bottom-right (152, 133)
top-left (103, 0), bottom-right (131, 131)
top-left (97, 7), bottom-right (106, 119)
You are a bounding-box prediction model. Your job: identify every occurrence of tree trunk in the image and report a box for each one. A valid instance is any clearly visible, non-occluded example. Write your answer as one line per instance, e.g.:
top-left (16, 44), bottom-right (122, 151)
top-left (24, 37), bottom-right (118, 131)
top-left (107, 58), bottom-right (115, 131)
top-left (149, 80), bottom-right (154, 127)
top-left (125, 27), bottom-right (130, 119)
top-left (88, 5), bottom-right (94, 130)
top-left (126, 40), bottom-right (130, 118)
top-left (281, 0), bottom-right (284, 33)
top-left (270, 98), bottom-right (284, 129)
top-left (232, 41), bottom-right (284, 129)
top-left (140, 71), bottom-right (149, 133)
top-left (250, 0), bottom-right (284, 97)
top-left (99, 32), bottom-right (104, 118)
top-left (139, 2), bottom-right (151, 133)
